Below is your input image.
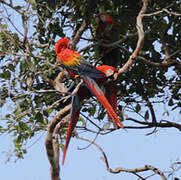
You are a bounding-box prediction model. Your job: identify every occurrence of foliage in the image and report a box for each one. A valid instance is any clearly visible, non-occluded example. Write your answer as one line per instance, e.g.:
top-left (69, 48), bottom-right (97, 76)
top-left (0, 0), bottom-right (180, 176)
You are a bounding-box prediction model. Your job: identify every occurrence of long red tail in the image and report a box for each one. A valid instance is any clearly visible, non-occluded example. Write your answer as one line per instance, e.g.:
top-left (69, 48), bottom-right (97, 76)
top-left (83, 76), bottom-right (124, 129)
top-left (62, 96), bottom-right (81, 165)
top-left (105, 82), bottom-right (118, 128)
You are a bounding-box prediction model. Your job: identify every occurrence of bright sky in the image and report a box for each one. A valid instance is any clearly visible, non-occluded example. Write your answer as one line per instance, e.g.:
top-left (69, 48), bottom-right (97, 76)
top-left (0, 127), bottom-right (181, 180)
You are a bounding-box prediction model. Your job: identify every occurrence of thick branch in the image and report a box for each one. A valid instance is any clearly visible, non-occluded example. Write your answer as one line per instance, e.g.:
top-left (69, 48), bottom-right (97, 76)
top-left (50, 114), bottom-right (70, 180)
top-left (45, 104), bottom-right (71, 180)
top-left (71, 20), bottom-right (88, 49)
top-left (51, 72), bottom-right (68, 94)
top-left (118, 0), bottom-right (148, 75)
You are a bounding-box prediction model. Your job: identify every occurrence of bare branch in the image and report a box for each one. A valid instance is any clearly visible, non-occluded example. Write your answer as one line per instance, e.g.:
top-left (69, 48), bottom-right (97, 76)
top-left (78, 43), bottom-right (97, 53)
top-left (78, 136), bottom-right (167, 180)
top-left (0, 0), bottom-right (22, 14)
top-left (143, 8), bottom-right (181, 17)
top-left (126, 118), bottom-right (181, 131)
top-left (45, 105), bottom-right (71, 180)
top-left (145, 98), bottom-right (157, 123)
top-left (2, 5), bottom-right (24, 36)
top-left (22, 4), bottom-right (30, 44)
top-left (118, 0), bottom-right (148, 75)
top-left (52, 114), bottom-right (70, 180)
top-left (137, 54), bottom-right (181, 69)
top-left (71, 20), bottom-right (88, 49)
top-left (52, 72), bottom-right (68, 94)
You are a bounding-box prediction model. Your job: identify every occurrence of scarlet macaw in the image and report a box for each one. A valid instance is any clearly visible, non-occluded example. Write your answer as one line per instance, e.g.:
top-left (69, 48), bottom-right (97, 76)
top-left (55, 38), bottom-right (124, 164)
top-left (61, 65), bottom-right (123, 165)
top-left (55, 38), bottom-right (105, 79)
top-left (96, 12), bottom-right (121, 67)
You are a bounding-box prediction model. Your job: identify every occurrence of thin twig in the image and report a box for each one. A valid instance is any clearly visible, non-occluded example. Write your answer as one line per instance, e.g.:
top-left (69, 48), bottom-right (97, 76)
top-left (0, 0), bottom-right (22, 14)
top-left (126, 118), bottom-right (181, 131)
top-left (143, 8), bottom-right (181, 17)
top-left (78, 136), bottom-right (167, 180)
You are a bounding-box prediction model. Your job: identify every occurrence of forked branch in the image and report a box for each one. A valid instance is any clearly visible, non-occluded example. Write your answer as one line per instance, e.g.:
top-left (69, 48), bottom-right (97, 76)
top-left (118, 0), bottom-right (148, 75)
top-left (78, 136), bottom-right (167, 180)
top-left (45, 104), bottom-right (71, 180)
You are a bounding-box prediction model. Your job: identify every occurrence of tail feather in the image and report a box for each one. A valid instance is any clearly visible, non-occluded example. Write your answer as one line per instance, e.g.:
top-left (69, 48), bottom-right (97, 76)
top-left (83, 76), bottom-right (124, 129)
top-left (62, 96), bottom-right (81, 165)
top-left (105, 82), bottom-right (118, 128)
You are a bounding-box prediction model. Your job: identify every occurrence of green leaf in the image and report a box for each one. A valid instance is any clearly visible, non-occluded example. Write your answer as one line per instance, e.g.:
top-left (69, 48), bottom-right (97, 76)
top-left (144, 110), bottom-right (149, 120)
top-left (135, 104), bottom-right (141, 113)
top-left (88, 104), bottom-right (96, 116)
top-left (19, 122), bottom-right (29, 131)
top-left (1, 24), bottom-right (8, 29)
top-left (28, 0), bottom-right (36, 6)
top-left (0, 125), bottom-right (2, 132)
top-left (35, 112), bottom-right (44, 123)
top-left (3, 70), bottom-right (11, 80)
top-left (8, 63), bottom-right (15, 71)
top-left (168, 99), bottom-right (173, 106)
top-left (14, 138), bottom-right (22, 148)
top-left (14, 6), bottom-right (22, 10)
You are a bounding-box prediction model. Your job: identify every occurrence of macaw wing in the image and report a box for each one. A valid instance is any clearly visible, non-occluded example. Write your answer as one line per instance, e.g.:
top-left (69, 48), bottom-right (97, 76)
top-left (61, 63), bottom-right (78, 76)
top-left (78, 61), bottom-right (105, 79)
top-left (61, 61), bottom-right (105, 79)
top-left (62, 95), bottom-right (81, 165)
top-left (83, 76), bottom-right (124, 129)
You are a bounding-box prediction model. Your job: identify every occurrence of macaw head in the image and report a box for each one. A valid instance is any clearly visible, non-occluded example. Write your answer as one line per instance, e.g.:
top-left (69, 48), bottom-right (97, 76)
top-left (96, 65), bottom-right (118, 81)
top-left (96, 13), bottom-right (114, 25)
top-left (55, 38), bottom-right (70, 55)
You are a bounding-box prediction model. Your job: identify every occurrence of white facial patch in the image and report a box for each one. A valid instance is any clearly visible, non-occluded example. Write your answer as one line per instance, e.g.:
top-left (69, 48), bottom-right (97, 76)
top-left (100, 14), bottom-right (106, 22)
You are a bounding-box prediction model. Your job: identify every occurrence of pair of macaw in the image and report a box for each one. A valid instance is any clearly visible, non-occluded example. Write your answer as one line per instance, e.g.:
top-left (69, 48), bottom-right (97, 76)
top-left (55, 13), bottom-right (122, 165)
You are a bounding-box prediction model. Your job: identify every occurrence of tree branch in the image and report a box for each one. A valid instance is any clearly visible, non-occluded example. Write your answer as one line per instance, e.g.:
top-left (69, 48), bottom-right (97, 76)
top-left (126, 118), bottom-right (181, 131)
top-left (0, 0), bottom-right (22, 14)
top-left (137, 51), bottom-right (181, 69)
top-left (45, 104), bottom-right (71, 180)
top-left (118, 0), bottom-right (148, 75)
top-left (78, 136), bottom-right (167, 180)
top-left (71, 20), bottom-right (88, 49)
top-left (143, 8), bottom-right (181, 17)
top-left (114, 46), bottom-right (181, 70)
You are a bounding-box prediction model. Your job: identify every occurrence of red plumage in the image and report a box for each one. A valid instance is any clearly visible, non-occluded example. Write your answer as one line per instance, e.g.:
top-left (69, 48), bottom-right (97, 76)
top-left (60, 64), bottom-right (123, 165)
top-left (55, 38), bottom-right (105, 79)
top-left (96, 13), bottom-right (120, 67)
top-left (55, 38), bottom-right (123, 165)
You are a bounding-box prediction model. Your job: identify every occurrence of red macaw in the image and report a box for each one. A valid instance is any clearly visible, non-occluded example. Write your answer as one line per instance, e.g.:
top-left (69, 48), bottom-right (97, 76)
top-left (55, 38), bottom-right (105, 79)
top-left (61, 65), bottom-right (123, 165)
top-left (55, 38), bottom-right (124, 164)
top-left (96, 12), bottom-right (120, 67)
